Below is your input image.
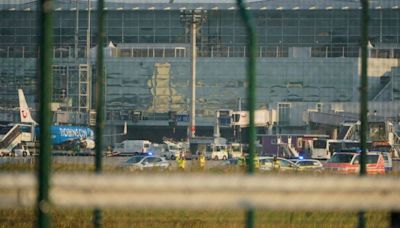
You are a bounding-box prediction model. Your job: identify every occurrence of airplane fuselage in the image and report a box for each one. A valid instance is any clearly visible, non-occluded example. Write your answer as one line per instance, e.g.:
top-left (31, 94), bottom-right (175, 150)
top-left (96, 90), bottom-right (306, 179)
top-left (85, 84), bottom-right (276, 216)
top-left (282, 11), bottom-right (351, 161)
top-left (35, 125), bottom-right (94, 147)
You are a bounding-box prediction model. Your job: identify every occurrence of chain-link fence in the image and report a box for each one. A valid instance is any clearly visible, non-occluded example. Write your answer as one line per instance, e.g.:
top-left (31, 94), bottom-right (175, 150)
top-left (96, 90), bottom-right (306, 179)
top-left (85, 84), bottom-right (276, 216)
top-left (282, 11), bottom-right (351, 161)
top-left (1, 0), bottom-right (400, 227)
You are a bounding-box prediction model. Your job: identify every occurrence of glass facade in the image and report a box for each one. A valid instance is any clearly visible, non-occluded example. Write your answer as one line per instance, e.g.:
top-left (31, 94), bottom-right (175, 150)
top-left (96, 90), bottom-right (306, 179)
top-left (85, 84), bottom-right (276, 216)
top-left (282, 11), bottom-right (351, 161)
top-left (0, 3), bottom-right (399, 127)
top-left (0, 9), bottom-right (400, 58)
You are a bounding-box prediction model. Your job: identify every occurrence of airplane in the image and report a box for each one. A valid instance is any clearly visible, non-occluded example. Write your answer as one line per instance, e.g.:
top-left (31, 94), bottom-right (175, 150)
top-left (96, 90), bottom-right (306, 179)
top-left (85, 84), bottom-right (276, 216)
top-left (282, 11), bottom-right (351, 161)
top-left (18, 89), bottom-right (95, 150)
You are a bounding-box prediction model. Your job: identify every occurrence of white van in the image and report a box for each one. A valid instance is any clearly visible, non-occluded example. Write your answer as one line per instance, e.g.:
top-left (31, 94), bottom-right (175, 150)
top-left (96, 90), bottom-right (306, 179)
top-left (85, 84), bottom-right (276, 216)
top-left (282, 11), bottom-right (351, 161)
top-left (205, 144), bottom-right (228, 160)
top-left (113, 140), bottom-right (152, 156)
top-left (229, 143), bottom-right (244, 158)
top-left (311, 139), bottom-right (337, 159)
top-left (159, 143), bottom-right (181, 160)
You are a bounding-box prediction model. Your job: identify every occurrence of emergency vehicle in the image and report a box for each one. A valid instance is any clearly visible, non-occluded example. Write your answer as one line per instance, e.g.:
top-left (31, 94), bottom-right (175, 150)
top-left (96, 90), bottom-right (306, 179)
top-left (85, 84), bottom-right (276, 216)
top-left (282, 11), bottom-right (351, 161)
top-left (323, 151), bottom-right (385, 175)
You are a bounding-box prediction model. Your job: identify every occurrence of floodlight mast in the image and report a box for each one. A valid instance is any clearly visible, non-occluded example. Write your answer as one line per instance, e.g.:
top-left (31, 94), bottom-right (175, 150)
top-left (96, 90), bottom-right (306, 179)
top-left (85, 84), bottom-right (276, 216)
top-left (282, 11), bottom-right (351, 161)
top-left (180, 10), bottom-right (206, 139)
top-left (87, 0), bottom-right (92, 120)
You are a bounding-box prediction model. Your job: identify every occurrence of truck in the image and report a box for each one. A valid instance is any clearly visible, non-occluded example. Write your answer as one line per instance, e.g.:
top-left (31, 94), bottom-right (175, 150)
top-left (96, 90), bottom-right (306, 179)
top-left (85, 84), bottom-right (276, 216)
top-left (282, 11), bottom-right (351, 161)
top-left (113, 140), bottom-right (152, 156)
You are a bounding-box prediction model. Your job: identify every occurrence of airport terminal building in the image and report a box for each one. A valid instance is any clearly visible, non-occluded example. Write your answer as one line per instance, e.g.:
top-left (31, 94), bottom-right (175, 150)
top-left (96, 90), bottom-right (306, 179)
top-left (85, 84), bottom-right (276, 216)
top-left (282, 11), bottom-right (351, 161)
top-left (0, 0), bottom-right (400, 142)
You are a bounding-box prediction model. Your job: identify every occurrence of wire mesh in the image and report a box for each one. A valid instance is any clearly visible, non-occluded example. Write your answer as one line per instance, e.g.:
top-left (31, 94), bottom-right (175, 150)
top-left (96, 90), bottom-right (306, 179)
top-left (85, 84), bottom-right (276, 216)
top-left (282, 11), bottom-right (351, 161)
top-left (1, 0), bottom-right (400, 227)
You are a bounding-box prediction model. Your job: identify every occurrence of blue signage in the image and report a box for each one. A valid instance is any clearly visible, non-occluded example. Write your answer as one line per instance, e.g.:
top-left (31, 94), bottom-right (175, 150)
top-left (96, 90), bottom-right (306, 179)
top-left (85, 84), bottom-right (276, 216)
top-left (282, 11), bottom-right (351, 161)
top-left (219, 117), bottom-right (231, 126)
top-left (176, 114), bottom-right (189, 122)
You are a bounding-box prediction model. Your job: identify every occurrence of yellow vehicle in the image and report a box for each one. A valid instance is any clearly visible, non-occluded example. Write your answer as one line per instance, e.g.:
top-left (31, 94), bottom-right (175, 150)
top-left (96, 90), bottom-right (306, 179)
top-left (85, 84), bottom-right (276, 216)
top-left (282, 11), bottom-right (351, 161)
top-left (293, 159), bottom-right (323, 172)
top-left (258, 157), bottom-right (299, 172)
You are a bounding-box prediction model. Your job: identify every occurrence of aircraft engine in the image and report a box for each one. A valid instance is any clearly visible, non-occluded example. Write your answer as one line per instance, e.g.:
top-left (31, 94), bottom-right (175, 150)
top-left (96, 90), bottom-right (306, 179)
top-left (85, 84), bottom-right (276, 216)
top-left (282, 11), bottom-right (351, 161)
top-left (82, 139), bottom-right (95, 149)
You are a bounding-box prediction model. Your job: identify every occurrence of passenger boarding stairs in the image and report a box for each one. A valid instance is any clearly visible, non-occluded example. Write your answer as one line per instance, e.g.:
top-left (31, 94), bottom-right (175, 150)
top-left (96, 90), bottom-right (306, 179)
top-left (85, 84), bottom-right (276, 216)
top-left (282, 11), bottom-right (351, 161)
top-left (338, 121), bottom-right (360, 141)
top-left (276, 137), bottom-right (299, 159)
top-left (391, 130), bottom-right (400, 158)
top-left (275, 144), bottom-right (299, 159)
top-left (372, 66), bottom-right (400, 101)
top-left (0, 125), bottom-right (22, 154)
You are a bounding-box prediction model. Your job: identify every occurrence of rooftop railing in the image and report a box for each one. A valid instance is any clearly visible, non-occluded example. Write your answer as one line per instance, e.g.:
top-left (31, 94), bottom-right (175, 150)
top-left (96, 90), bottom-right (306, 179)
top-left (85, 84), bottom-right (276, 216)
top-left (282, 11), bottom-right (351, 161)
top-left (2, 45), bottom-right (400, 59)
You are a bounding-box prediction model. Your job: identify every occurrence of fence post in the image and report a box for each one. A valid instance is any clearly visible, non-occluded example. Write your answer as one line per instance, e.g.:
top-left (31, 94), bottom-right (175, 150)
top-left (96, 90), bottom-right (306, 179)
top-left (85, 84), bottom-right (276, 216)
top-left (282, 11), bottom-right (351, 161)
top-left (37, 0), bottom-right (53, 227)
top-left (237, 0), bottom-right (257, 227)
top-left (93, 0), bottom-right (105, 227)
top-left (359, 1), bottom-right (369, 228)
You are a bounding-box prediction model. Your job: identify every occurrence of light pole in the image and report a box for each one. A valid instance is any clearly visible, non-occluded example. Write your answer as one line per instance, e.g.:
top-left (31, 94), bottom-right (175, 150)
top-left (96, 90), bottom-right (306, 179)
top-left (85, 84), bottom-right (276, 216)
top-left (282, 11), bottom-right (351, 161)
top-left (87, 0), bottom-right (92, 122)
top-left (180, 10), bottom-right (206, 139)
top-left (74, 0), bottom-right (79, 61)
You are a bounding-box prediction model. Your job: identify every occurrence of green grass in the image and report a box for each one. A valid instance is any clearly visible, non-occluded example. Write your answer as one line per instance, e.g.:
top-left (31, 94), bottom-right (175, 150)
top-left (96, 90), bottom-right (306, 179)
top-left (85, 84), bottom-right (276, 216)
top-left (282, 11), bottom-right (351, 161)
top-left (0, 209), bottom-right (390, 228)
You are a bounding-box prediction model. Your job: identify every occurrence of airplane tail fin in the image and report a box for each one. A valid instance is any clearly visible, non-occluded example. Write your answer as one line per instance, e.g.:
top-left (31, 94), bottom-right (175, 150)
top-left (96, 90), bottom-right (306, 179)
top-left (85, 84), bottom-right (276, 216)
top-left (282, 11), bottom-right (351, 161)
top-left (18, 89), bottom-right (37, 125)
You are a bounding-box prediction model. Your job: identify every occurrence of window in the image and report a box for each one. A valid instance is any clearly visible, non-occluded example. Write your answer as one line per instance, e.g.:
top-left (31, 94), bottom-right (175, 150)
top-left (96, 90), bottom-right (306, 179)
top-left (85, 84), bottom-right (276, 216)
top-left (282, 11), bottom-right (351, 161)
top-left (316, 103), bottom-right (323, 112)
top-left (280, 159), bottom-right (292, 168)
top-left (278, 103), bottom-right (290, 126)
top-left (329, 154), bottom-right (354, 163)
top-left (313, 140), bottom-right (327, 149)
top-left (366, 155), bottom-right (379, 164)
top-left (151, 157), bottom-right (162, 163)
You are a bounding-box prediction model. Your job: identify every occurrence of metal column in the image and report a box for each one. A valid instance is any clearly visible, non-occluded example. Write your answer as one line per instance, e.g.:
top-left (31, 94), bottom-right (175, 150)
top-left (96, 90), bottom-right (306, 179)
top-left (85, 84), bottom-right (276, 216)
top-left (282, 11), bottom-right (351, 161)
top-left (237, 0), bottom-right (257, 228)
top-left (86, 0), bottom-right (92, 115)
top-left (79, 64), bottom-right (90, 113)
top-left (37, 0), bottom-right (53, 227)
top-left (190, 21), bottom-right (197, 138)
top-left (93, 0), bottom-right (105, 227)
top-left (180, 10), bottom-right (206, 139)
top-left (359, 1), bottom-right (369, 227)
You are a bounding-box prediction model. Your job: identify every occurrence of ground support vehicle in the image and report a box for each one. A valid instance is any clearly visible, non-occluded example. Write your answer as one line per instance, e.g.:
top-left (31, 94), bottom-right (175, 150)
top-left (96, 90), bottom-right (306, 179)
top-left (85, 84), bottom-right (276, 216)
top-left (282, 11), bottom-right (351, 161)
top-left (113, 140), bottom-right (152, 156)
top-left (292, 159), bottom-right (324, 173)
top-left (205, 144), bottom-right (228, 160)
top-left (12, 144), bottom-right (31, 157)
top-left (120, 155), bottom-right (170, 171)
top-left (258, 156), bottom-right (299, 172)
top-left (323, 152), bottom-right (385, 175)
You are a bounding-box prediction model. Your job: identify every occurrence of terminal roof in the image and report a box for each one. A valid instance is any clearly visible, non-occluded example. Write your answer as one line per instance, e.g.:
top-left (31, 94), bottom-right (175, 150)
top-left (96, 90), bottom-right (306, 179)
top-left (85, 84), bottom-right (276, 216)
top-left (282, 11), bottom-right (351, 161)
top-left (2, 0), bottom-right (400, 11)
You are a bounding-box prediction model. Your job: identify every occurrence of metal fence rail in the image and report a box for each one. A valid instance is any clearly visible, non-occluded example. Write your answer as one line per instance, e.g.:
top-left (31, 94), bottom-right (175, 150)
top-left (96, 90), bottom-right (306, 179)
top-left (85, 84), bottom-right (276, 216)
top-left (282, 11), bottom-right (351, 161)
top-left (1, 173), bottom-right (400, 211)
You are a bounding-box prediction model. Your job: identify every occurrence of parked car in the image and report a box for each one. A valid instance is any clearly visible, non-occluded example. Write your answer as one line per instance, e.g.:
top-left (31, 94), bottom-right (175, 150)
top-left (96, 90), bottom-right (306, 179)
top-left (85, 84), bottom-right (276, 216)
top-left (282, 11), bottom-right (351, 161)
top-left (323, 152), bottom-right (385, 175)
top-left (258, 156), bottom-right (299, 172)
top-left (120, 155), bottom-right (170, 171)
top-left (292, 159), bottom-right (324, 172)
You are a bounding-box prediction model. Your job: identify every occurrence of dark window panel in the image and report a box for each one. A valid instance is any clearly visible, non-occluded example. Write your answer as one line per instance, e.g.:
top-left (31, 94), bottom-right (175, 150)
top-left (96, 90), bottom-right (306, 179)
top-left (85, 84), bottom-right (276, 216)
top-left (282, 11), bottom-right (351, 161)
top-left (123, 36), bottom-right (138, 43)
top-left (155, 36), bottom-right (169, 43)
top-left (108, 36), bottom-right (122, 44)
top-left (139, 36), bottom-right (154, 43)
top-left (124, 27), bottom-right (139, 36)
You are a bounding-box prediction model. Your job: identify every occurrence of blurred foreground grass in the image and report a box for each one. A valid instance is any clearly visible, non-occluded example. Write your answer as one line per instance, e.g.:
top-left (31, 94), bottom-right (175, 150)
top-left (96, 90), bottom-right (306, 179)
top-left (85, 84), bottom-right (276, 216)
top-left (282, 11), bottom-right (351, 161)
top-left (0, 161), bottom-right (395, 227)
top-left (0, 209), bottom-right (389, 228)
